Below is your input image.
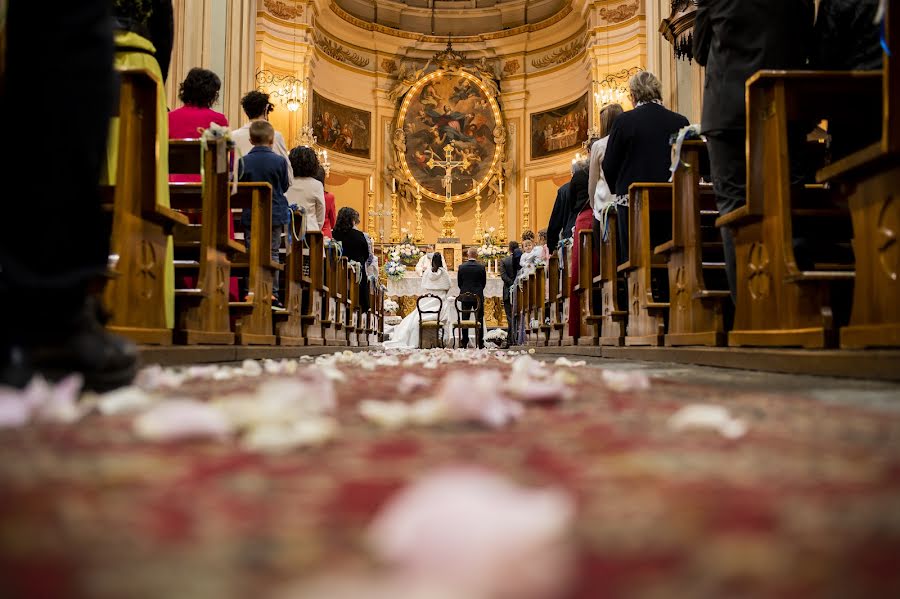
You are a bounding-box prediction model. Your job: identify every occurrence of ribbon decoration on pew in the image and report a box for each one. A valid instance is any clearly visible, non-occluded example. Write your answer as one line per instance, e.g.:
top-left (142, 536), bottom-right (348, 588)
top-left (348, 260), bottom-right (363, 284)
top-left (668, 124), bottom-right (703, 182)
top-left (289, 204), bottom-right (308, 246)
top-left (198, 123), bottom-right (241, 195)
top-left (325, 238), bottom-right (343, 257)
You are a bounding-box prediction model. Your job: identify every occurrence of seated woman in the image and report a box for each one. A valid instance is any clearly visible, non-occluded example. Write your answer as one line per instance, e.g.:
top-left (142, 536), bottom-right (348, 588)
top-left (383, 253), bottom-right (453, 349)
top-left (331, 207), bottom-right (370, 312)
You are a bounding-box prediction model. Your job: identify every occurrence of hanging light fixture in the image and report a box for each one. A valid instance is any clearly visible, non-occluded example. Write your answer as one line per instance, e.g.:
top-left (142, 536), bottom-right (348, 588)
top-left (286, 9), bottom-right (302, 112)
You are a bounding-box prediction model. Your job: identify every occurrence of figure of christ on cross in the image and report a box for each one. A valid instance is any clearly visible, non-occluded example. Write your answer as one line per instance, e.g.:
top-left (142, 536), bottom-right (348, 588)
top-left (426, 143), bottom-right (473, 239)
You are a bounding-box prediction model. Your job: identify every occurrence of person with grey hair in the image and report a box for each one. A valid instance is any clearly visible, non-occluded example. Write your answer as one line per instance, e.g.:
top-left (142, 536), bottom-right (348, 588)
top-left (602, 71), bottom-right (689, 261)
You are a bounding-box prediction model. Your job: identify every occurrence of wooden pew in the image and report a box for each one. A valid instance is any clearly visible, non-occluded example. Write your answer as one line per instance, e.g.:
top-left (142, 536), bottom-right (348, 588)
top-left (534, 265), bottom-right (550, 346)
top-left (660, 140), bottom-right (730, 346)
top-left (558, 243), bottom-right (575, 346)
top-left (574, 230), bottom-right (602, 345)
top-left (274, 210), bottom-right (306, 346)
top-left (345, 260), bottom-right (359, 347)
top-left (168, 139), bottom-right (237, 345)
top-left (320, 245), bottom-right (340, 345)
top-left (547, 252), bottom-right (564, 346)
top-left (818, 10), bottom-right (900, 348)
top-left (303, 231), bottom-right (327, 345)
top-left (103, 67), bottom-right (188, 345)
top-left (622, 183), bottom-right (673, 346)
top-left (598, 209), bottom-right (627, 346)
top-left (717, 72), bottom-right (873, 347)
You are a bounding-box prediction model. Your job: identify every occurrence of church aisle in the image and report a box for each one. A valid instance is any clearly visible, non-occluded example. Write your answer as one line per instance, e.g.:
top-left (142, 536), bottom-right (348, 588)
top-left (1, 350), bottom-right (899, 598)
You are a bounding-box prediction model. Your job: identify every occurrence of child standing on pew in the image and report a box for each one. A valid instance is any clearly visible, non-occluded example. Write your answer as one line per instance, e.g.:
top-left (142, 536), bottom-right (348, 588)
top-left (239, 121), bottom-right (291, 307)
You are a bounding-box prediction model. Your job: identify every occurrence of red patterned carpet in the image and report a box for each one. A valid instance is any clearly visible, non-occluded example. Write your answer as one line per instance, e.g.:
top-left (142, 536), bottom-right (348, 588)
top-left (1, 351), bottom-right (900, 599)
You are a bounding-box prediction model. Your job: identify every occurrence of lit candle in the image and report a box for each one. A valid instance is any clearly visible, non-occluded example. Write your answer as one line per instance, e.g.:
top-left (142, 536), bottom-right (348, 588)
top-left (524, 177), bottom-right (528, 192)
top-left (369, 176), bottom-right (374, 192)
top-left (499, 179), bottom-right (503, 195)
top-left (323, 150), bottom-right (327, 161)
top-left (416, 183), bottom-right (420, 196)
top-left (392, 178), bottom-right (396, 193)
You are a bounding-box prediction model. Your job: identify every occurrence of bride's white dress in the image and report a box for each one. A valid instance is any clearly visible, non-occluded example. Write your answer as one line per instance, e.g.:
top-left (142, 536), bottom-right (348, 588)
top-left (383, 267), bottom-right (455, 349)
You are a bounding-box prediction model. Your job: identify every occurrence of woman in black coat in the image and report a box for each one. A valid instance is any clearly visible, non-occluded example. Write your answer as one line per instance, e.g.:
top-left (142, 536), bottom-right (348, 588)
top-left (331, 207), bottom-right (370, 310)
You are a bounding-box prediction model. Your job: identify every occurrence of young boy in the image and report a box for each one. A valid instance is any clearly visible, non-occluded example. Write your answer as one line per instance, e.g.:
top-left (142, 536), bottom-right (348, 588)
top-left (239, 121), bottom-right (291, 306)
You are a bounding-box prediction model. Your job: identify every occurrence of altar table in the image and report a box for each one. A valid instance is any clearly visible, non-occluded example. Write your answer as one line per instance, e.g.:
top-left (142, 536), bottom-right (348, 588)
top-left (387, 271), bottom-right (508, 327)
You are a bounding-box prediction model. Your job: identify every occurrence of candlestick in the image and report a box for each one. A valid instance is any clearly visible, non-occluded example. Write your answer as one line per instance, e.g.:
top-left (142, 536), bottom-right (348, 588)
top-left (389, 189), bottom-right (401, 243)
top-left (392, 178), bottom-right (396, 193)
top-left (499, 178), bottom-right (503, 195)
top-left (366, 190), bottom-right (378, 242)
top-left (414, 190), bottom-right (424, 244)
top-left (496, 189), bottom-right (507, 245)
top-left (524, 177), bottom-right (528, 192)
top-left (522, 189), bottom-right (531, 233)
top-left (472, 188), bottom-right (484, 244)
top-left (369, 175), bottom-right (374, 192)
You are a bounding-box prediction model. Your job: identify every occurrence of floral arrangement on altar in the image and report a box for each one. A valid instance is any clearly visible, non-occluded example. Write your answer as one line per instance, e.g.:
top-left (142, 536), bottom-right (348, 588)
top-left (477, 228), bottom-right (507, 262)
top-left (384, 257), bottom-right (406, 282)
top-left (391, 232), bottom-right (423, 265)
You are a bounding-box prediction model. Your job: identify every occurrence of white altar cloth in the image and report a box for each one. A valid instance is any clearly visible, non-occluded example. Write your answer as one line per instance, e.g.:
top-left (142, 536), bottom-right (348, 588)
top-left (388, 270), bottom-right (504, 299)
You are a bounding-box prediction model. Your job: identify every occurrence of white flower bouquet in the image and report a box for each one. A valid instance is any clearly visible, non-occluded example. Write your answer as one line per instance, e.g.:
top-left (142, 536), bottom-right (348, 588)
top-left (384, 259), bottom-right (406, 282)
top-left (384, 299), bottom-right (400, 314)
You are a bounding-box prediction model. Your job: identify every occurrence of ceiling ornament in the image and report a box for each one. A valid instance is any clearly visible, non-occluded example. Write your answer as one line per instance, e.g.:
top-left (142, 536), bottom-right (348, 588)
top-left (314, 32), bottom-right (370, 68)
top-left (263, 0), bottom-right (303, 20)
top-left (502, 60), bottom-right (521, 76)
top-left (598, 1), bottom-right (640, 24)
top-left (531, 35), bottom-right (587, 69)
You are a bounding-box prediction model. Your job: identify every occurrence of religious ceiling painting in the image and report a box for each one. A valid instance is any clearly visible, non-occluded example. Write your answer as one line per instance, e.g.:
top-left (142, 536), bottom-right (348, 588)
top-left (530, 93), bottom-right (589, 160)
top-left (311, 91), bottom-right (371, 158)
top-left (397, 70), bottom-right (503, 202)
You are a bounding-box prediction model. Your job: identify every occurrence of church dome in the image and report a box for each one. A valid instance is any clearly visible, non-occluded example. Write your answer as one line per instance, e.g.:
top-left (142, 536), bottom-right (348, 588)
top-left (332, 0), bottom-right (567, 36)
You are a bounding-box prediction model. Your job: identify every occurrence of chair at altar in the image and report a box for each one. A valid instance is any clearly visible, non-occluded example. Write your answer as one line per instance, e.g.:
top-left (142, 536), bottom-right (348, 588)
top-left (418, 294), bottom-right (445, 349)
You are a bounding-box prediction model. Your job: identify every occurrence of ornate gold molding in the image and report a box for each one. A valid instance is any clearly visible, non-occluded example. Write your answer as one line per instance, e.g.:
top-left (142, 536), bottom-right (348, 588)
top-left (263, 0), bottom-right (303, 20)
top-left (531, 34), bottom-right (587, 70)
top-left (598, 1), bottom-right (641, 25)
top-left (314, 32), bottom-right (370, 68)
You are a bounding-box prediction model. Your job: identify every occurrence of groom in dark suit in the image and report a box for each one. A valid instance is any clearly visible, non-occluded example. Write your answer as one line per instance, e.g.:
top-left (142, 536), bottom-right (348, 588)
top-left (457, 247), bottom-right (487, 349)
top-left (499, 241), bottom-right (522, 348)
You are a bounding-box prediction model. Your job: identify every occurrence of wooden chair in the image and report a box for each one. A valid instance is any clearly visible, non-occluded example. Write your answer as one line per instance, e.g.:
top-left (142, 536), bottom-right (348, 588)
top-left (622, 183), bottom-right (673, 346)
top-left (598, 209), bottom-right (627, 346)
top-left (417, 294), bottom-right (445, 349)
top-left (453, 292), bottom-right (483, 348)
top-left (102, 67), bottom-right (188, 345)
top-left (558, 243), bottom-right (575, 346)
top-left (718, 71), bottom-right (871, 347)
top-left (575, 230), bottom-right (602, 345)
top-left (274, 210), bottom-right (306, 346)
top-left (660, 140), bottom-right (730, 346)
top-left (818, 8), bottom-right (900, 348)
top-left (168, 139), bottom-right (238, 345)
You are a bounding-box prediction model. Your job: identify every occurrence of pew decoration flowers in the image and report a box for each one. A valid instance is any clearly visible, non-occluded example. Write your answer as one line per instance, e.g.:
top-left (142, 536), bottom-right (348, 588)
top-left (324, 238), bottom-right (343, 255)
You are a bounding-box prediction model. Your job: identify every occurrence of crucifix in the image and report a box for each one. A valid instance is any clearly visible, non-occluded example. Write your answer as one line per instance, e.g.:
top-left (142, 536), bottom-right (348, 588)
top-left (426, 143), bottom-right (473, 239)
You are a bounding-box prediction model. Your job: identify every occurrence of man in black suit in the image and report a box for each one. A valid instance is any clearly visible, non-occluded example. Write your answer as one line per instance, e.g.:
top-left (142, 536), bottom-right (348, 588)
top-left (457, 247), bottom-right (487, 348)
top-left (693, 0), bottom-right (814, 299)
top-left (546, 162), bottom-right (578, 251)
top-left (602, 71), bottom-right (690, 262)
top-left (499, 241), bottom-right (523, 348)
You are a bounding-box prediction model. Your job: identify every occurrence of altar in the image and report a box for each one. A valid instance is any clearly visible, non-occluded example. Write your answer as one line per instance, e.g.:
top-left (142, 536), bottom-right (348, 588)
top-left (387, 270), bottom-right (507, 327)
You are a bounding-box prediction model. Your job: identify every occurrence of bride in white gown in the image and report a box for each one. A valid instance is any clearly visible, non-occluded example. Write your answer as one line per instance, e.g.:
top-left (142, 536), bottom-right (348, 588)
top-left (383, 253), bottom-right (455, 349)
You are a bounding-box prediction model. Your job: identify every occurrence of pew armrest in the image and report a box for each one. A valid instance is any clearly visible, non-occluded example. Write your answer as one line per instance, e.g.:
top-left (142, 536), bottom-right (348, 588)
top-left (653, 240), bottom-right (676, 255)
top-left (785, 270), bottom-right (855, 283)
top-left (715, 205), bottom-right (752, 228)
top-left (816, 142), bottom-right (890, 181)
top-left (148, 205), bottom-right (190, 228)
top-left (616, 261), bottom-right (632, 273)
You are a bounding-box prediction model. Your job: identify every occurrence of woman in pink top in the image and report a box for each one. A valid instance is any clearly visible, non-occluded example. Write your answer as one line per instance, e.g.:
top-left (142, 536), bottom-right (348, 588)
top-left (168, 68), bottom-right (236, 298)
top-left (168, 67), bottom-right (228, 183)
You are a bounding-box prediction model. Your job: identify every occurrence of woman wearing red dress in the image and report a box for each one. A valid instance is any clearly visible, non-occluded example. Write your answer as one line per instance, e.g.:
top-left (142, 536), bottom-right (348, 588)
top-left (317, 166), bottom-right (337, 238)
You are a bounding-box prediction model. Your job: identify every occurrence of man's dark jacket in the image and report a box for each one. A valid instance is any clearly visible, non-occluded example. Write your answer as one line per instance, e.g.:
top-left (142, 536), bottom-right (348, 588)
top-left (693, 0), bottom-right (814, 133)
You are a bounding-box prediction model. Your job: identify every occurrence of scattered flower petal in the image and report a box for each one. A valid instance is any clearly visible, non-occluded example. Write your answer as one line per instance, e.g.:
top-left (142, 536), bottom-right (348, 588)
top-left (601, 370), bottom-right (651, 392)
top-left (668, 404), bottom-right (747, 439)
top-left (134, 399), bottom-right (232, 442)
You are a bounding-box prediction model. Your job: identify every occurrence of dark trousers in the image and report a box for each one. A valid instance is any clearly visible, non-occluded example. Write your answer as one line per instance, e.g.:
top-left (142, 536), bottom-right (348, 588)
top-left (243, 223), bottom-right (286, 299)
top-left (0, 0), bottom-right (114, 341)
top-left (503, 294), bottom-right (514, 345)
top-left (460, 299), bottom-right (484, 348)
top-left (706, 128), bottom-right (812, 302)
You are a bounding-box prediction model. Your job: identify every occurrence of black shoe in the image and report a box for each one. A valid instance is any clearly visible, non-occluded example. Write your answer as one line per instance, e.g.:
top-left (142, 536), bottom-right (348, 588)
top-left (28, 299), bottom-right (138, 392)
top-left (0, 345), bottom-right (35, 389)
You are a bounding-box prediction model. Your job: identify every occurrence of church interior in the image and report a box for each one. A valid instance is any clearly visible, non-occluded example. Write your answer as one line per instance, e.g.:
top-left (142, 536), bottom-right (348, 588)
top-left (2, 0), bottom-right (900, 597)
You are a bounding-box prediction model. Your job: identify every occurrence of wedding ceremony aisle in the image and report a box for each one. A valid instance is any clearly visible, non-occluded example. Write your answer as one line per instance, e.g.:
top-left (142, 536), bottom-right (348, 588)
top-left (2, 350), bottom-right (899, 598)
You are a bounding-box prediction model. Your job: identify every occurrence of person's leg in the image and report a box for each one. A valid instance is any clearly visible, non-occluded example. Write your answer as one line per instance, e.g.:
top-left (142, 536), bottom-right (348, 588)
top-left (271, 224), bottom-right (284, 305)
top-left (1, 0), bottom-right (137, 390)
top-left (460, 300), bottom-right (473, 347)
top-left (503, 298), bottom-right (513, 346)
top-left (477, 300), bottom-right (485, 348)
top-left (705, 130), bottom-right (746, 303)
top-left (615, 204), bottom-right (629, 263)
